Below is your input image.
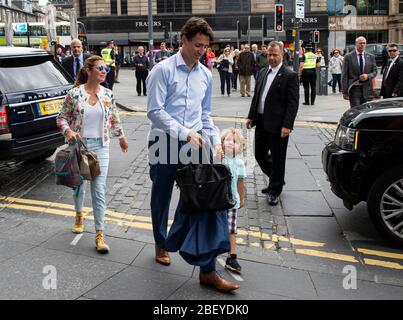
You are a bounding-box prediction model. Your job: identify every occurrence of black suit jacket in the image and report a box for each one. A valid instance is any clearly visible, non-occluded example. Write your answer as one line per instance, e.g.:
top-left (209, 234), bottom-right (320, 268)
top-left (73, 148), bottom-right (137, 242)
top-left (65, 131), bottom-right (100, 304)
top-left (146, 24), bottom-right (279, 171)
top-left (380, 57), bottom-right (403, 98)
top-left (61, 53), bottom-right (91, 80)
top-left (247, 64), bottom-right (299, 133)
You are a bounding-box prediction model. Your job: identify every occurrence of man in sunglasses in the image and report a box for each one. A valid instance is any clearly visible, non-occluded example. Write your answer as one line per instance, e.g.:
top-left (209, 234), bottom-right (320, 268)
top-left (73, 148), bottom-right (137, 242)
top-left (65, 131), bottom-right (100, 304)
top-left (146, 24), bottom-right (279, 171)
top-left (62, 39), bottom-right (91, 81)
top-left (380, 43), bottom-right (403, 99)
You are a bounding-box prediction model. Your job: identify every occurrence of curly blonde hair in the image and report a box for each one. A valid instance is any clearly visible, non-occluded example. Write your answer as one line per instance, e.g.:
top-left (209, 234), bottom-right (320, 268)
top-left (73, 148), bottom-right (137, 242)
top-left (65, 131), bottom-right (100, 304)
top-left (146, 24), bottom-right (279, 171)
top-left (220, 128), bottom-right (245, 156)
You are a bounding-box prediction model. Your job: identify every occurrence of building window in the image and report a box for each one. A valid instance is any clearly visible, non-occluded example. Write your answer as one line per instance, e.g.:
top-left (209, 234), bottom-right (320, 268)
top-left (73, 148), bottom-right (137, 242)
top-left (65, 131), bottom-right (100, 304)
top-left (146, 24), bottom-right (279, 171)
top-left (216, 0), bottom-right (250, 13)
top-left (121, 0), bottom-right (127, 15)
top-left (157, 0), bottom-right (192, 14)
top-left (111, 0), bottom-right (117, 15)
top-left (346, 30), bottom-right (388, 45)
top-left (400, 0), bottom-right (403, 13)
top-left (79, 0), bottom-right (86, 17)
top-left (344, 0), bottom-right (388, 15)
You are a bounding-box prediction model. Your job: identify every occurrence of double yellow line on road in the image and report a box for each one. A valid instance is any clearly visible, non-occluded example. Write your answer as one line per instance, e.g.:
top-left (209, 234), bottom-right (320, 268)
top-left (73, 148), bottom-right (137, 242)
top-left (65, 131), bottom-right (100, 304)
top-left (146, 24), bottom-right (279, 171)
top-left (1, 194), bottom-right (403, 271)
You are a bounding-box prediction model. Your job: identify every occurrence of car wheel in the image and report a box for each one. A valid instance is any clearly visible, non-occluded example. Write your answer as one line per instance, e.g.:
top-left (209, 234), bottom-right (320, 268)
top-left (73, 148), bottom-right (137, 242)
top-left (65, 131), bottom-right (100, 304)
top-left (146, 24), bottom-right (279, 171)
top-left (367, 165), bottom-right (403, 247)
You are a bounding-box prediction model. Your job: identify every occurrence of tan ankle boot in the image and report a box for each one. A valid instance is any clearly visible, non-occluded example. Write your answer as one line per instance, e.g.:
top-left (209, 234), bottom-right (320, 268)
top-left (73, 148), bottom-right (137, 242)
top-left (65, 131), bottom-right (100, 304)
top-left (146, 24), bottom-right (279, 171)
top-left (72, 212), bottom-right (84, 234)
top-left (95, 230), bottom-right (110, 253)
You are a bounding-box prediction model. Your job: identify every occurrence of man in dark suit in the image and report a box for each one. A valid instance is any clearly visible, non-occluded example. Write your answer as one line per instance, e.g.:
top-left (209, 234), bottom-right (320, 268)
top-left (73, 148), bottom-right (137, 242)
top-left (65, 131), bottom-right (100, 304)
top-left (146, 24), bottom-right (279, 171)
top-left (246, 41), bottom-right (299, 206)
top-left (342, 36), bottom-right (377, 107)
top-left (380, 43), bottom-right (403, 98)
top-left (61, 39), bottom-right (90, 81)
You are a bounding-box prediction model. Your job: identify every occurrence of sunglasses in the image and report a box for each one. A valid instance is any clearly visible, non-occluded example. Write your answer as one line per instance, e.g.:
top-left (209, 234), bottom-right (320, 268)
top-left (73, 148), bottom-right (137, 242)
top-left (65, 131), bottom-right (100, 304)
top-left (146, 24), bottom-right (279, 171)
top-left (96, 65), bottom-right (110, 73)
top-left (388, 49), bottom-right (398, 53)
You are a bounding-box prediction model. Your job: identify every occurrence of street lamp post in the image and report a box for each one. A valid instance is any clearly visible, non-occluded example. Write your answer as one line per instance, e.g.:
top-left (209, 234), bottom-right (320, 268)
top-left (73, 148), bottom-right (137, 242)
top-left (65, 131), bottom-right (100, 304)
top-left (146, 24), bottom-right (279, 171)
top-left (148, 0), bottom-right (154, 69)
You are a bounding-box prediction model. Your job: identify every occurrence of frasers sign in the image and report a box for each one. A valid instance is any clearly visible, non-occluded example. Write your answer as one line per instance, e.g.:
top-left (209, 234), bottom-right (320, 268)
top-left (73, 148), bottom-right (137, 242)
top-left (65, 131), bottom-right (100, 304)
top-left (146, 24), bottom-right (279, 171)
top-left (291, 17), bottom-right (319, 24)
top-left (135, 21), bottom-right (162, 28)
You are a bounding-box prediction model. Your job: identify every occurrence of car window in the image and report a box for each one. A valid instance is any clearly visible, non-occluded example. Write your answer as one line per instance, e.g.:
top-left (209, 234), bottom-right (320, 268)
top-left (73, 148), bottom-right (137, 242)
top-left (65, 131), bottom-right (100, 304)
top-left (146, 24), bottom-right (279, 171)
top-left (0, 55), bottom-right (71, 93)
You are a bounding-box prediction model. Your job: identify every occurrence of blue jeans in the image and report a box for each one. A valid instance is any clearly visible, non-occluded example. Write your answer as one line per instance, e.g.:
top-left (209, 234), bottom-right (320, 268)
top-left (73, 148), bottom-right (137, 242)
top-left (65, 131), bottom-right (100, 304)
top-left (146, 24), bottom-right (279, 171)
top-left (73, 138), bottom-right (109, 231)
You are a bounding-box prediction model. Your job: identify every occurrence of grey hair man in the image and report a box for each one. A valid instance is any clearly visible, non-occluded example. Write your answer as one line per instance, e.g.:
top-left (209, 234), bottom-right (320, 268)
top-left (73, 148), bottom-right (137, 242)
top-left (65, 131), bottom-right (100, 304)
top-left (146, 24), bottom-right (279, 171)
top-left (341, 36), bottom-right (377, 107)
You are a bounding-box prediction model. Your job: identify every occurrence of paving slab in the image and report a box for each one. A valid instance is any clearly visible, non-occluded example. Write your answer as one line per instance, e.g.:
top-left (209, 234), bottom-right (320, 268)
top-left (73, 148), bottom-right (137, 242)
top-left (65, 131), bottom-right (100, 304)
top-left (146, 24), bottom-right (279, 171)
top-left (286, 216), bottom-right (352, 250)
top-left (235, 260), bottom-right (318, 299)
top-left (0, 238), bottom-right (34, 263)
top-left (295, 143), bottom-right (325, 156)
top-left (131, 243), bottom-right (195, 278)
top-left (280, 191), bottom-right (332, 216)
top-left (0, 247), bottom-right (126, 299)
top-left (167, 278), bottom-right (295, 300)
top-left (309, 271), bottom-right (403, 300)
top-left (40, 230), bottom-right (146, 265)
top-left (83, 265), bottom-right (189, 300)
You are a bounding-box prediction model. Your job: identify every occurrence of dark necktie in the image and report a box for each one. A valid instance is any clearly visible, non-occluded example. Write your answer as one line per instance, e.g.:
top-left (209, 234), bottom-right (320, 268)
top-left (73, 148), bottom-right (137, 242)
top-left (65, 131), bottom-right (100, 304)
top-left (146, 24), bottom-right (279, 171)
top-left (75, 57), bottom-right (80, 79)
top-left (359, 53), bottom-right (364, 74)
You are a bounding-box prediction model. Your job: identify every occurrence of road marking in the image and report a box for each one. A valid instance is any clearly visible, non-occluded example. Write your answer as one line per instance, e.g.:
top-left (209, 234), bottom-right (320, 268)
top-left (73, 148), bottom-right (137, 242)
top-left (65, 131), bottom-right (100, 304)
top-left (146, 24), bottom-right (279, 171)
top-left (364, 258), bottom-right (403, 270)
top-left (2, 196), bottom-right (403, 271)
top-left (70, 234), bottom-right (83, 246)
top-left (217, 258), bottom-right (244, 282)
top-left (295, 249), bottom-right (359, 263)
top-left (118, 111), bottom-right (337, 129)
top-left (357, 248), bottom-right (403, 260)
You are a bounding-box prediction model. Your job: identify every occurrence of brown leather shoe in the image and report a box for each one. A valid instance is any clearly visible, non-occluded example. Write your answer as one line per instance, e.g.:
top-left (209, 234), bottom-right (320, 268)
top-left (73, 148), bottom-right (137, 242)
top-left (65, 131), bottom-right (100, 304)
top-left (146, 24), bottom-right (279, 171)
top-left (155, 246), bottom-right (171, 266)
top-left (199, 271), bottom-right (239, 293)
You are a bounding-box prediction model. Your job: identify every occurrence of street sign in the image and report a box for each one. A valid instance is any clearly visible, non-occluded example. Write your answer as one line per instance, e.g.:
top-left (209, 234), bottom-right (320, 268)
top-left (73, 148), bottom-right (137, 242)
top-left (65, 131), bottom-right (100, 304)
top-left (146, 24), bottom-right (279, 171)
top-left (12, 23), bottom-right (28, 34)
top-left (296, 0), bottom-right (305, 19)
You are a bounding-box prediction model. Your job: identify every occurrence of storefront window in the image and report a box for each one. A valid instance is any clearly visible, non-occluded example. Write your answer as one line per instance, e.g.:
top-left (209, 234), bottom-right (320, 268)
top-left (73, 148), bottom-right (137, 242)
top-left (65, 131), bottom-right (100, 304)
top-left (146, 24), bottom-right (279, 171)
top-left (157, 0), bottom-right (192, 14)
top-left (216, 0), bottom-right (250, 13)
top-left (344, 0), bottom-right (388, 15)
top-left (346, 30), bottom-right (388, 45)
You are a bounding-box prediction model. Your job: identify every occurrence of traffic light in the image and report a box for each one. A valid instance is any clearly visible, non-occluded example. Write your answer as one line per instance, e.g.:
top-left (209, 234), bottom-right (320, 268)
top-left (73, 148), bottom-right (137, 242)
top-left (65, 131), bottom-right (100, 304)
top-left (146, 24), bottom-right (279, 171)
top-left (237, 21), bottom-right (241, 39)
top-left (274, 4), bottom-right (284, 32)
top-left (308, 31), bottom-right (313, 43)
top-left (263, 17), bottom-right (267, 37)
top-left (314, 30), bottom-right (320, 43)
top-left (173, 34), bottom-right (179, 49)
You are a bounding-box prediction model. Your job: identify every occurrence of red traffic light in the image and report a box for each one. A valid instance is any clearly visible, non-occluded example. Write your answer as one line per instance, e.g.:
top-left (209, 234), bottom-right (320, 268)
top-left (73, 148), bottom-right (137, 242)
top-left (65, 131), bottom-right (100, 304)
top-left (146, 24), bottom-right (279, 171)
top-left (276, 4), bottom-right (283, 12)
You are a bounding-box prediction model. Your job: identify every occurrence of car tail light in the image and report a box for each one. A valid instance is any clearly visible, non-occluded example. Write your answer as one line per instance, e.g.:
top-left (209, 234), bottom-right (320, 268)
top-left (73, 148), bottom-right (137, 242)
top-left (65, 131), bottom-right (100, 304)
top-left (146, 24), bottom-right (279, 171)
top-left (0, 104), bottom-right (10, 134)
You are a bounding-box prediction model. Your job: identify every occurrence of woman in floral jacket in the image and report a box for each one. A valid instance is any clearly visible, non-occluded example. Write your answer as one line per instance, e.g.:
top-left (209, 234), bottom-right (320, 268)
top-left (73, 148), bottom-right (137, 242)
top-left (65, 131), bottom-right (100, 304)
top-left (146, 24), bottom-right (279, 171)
top-left (56, 55), bottom-right (128, 253)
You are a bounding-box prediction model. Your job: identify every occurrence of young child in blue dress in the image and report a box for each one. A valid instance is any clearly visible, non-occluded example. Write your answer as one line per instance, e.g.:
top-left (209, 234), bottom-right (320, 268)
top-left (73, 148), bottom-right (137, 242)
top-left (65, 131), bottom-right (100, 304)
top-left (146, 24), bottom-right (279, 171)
top-left (221, 128), bottom-right (246, 273)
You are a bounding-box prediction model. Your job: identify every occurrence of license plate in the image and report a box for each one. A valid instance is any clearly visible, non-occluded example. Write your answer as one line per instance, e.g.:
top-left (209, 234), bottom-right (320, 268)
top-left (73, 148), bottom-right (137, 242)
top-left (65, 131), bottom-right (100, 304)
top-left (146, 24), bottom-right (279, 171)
top-left (36, 99), bottom-right (63, 116)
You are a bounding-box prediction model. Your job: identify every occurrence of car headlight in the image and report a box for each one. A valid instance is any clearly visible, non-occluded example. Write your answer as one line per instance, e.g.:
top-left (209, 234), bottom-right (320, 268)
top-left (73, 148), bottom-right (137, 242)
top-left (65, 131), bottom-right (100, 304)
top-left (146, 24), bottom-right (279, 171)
top-left (334, 125), bottom-right (359, 151)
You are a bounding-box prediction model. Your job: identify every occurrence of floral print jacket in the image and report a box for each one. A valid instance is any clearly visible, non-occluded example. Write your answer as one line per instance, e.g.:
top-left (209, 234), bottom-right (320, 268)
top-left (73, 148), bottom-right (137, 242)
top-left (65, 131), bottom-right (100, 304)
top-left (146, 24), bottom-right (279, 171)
top-left (56, 84), bottom-right (124, 146)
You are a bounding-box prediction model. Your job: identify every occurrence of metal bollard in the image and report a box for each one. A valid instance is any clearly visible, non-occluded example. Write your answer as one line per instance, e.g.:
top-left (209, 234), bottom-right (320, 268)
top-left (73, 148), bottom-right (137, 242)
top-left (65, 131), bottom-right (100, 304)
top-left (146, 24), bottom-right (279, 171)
top-left (316, 66), bottom-right (329, 96)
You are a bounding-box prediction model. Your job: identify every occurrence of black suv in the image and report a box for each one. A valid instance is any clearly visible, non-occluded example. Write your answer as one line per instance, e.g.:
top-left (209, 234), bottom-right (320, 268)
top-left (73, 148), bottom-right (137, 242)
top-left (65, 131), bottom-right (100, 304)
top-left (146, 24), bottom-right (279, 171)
top-left (0, 47), bottom-right (73, 161)
top-left (322, 99), bottom-right (403, 247)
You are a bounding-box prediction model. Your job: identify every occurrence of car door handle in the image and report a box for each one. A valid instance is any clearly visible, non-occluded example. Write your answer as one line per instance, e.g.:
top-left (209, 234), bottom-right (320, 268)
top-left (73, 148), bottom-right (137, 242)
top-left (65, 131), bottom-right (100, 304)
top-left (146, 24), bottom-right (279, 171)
top-left (17, 111), bottom-right (27, 115)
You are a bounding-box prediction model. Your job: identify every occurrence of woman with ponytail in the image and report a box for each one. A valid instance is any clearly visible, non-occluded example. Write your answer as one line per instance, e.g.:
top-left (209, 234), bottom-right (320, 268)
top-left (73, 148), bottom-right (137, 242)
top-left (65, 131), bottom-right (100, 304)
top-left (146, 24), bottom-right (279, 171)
top-left (57, 55), bottom-right (129, 253)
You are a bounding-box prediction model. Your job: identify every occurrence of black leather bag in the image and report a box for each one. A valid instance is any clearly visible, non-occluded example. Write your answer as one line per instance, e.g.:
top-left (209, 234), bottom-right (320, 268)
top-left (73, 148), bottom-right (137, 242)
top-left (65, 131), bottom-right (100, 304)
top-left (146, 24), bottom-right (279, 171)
top-left (176, 163), bottom-right (235, 214)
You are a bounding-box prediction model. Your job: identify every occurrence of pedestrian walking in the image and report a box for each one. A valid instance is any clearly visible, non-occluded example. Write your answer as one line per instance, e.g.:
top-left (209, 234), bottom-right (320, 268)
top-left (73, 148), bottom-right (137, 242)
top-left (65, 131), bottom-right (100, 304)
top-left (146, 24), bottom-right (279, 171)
top-left (315, 48), bottom-right (326, 67)
top-left (342, 36), bottom-right (377, 107)
top-left (146, 16), bottom-right (239, 293)
top-left (154, 42), bottom-right (171, 63)
top-left (380, 43), bottom-right (403, 98)
top-left (114, 46), bottom-right (122, 83)
top-left (133, 46), bottom-right (149, 96)
top-left (101, 40), bottom-right (116, 90)
top-left (329, 48), bottom-right (344, 93)
top-left (231, 49), bottom-right (240, 91)
top-left (238, 44), bottom-right (255, 97)
top-left (221, 128), bottom-right (245, 274)
top-left (206, 47), bottom-right (216, 71)
top-left (251, 44), bottom-right (260, 80)
top-left (217, 47), bottom-right (233, 96)
top-left (61, 39), bottom-right (90, 81)
top-left (56, 55), bottom-right (129, 253)
top-left (299, 44), bottom-right (318, 105)
top-left (246, 41), bottom-right (299, 206)
top-left (256, 44), bottom-right (269, 71)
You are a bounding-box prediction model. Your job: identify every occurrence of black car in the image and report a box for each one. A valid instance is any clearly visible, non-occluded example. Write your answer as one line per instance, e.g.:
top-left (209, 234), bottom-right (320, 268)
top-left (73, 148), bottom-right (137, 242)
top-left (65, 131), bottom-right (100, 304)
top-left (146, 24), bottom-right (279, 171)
top-left (0, 47), bottom-right (73, 161)
top-left (322, 99), bottom-right (403, 247)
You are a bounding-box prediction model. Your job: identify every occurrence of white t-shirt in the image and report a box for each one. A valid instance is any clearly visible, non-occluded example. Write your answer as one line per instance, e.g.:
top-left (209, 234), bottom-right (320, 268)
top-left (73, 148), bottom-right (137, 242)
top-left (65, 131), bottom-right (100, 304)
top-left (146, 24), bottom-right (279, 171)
top-left (82, 100), bottom-right (103, 138)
